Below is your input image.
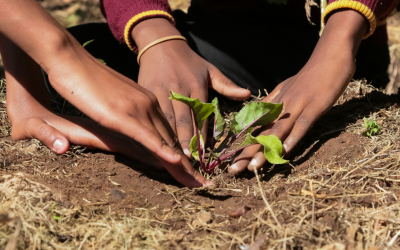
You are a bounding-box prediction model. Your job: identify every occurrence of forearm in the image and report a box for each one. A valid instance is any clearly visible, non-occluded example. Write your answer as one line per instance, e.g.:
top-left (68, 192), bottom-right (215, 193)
top-left (0, 0), bottom-right (77, 73)
top-left (310, 10), bottom-right (368, 65)
top-left (0, 34), bottom-right (52, 123)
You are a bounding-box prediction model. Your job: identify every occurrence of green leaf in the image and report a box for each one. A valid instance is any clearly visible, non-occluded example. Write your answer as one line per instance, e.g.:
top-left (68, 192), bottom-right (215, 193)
top-left (211, 98), bottom-right (226, 140)
top-left (82, 39), bottom-right (95, 48)
top-left (189, 134), bottom-right (204, 161)
top-left (170, 91), bottom-right (215, 130)
top-left (256, 135), bottom-right (289, 164)
top-left (363, 117), bottom-right (380, 137)
top-left (53, 215), bottom-right (61, 220)
top-left (49, 203), bottom-right (56, 212)
top-left (98, 59), bottom-right (106, 65)
top-left (230, 102), bottom-right (283, 135)
top-left (237, 133), bottom-right (259, 149)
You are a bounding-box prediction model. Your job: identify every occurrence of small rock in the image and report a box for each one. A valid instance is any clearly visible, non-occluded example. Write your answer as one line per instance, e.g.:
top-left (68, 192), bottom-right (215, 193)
top-left (21, 144), bottom-right (38, 154)
top-left (110, 189), bottom-right (125, 201)
top-left (192, 211), bottom-right (213, 228)
top-left (229, 206), bottom-right (250, 219)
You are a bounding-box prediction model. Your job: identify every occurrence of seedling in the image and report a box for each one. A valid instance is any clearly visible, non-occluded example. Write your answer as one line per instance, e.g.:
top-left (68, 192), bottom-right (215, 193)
top-left (363, 117), bottom-right (380, 137)
top-left (170, 91), bottom-right (289, 173)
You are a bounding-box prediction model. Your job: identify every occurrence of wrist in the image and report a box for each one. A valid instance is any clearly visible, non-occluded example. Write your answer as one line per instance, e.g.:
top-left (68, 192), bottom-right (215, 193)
top-left (131, 18), bottom-right (181, 51)
top-left (39, 30), bottom-right (79, 73)
top-left (320, 10), bottom-right (368, 57)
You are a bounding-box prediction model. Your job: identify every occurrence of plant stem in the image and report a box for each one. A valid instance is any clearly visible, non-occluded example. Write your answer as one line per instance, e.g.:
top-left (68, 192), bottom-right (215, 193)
top-left (208, 144), bottom-right (256, 170)
top-left (193, 111), bottom-right (207, 173)
top-left (205, 136), bottom-right (215, 170)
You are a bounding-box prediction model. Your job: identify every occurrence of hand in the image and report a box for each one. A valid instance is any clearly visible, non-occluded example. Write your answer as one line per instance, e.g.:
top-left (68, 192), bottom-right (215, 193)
top-left (229, 10), bottom-right (369, 173)
top-left (132, 19), bottom-right (251, 158)
top-left (0, 25), bottom-right (210, 188)
top-left (2, 39), bottom-right (162, 169)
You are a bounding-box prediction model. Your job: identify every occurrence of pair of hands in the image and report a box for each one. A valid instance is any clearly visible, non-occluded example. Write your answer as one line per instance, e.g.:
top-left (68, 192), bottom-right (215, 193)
top-left (0, 0), bottom-right (367, 189)
top-left (133, 11), bottom-right (368, 176)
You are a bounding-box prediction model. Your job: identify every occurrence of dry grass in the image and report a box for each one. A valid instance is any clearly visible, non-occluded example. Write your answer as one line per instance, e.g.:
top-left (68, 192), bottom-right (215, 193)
top-left (1, 1), bottom-right (400, 249)
top-left (0, 79), bottom-right (400, 249)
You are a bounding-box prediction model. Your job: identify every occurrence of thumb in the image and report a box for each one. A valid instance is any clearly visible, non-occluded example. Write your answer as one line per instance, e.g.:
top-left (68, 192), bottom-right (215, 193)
top-left (208, 65), bottom-right (251, 101)
top-left (24, 118), bottom-right (70, 154)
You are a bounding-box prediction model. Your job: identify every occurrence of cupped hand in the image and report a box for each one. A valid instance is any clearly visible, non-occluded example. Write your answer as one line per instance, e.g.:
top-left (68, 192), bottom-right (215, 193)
top-left (228, 9), bottom-right (368, 174)
top-left (138, 40), bottom-right (250, 157)
top-left (230, 56), bottom-right (355, 173)
top-left (133, 18), bottom-right (251, 158)
top-left (43, 39), bottom-right (211, 188)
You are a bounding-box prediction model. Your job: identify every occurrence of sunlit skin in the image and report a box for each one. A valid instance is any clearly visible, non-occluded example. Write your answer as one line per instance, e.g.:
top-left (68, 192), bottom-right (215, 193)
top-left (230, 10), bottom-right (368, 173)
top-left (132, 18), bottom-right (252, 158)
top-left (0, 0), bottom-right (368, 183)
top-left (0, 0), bottom-right (238, 188)
top-left (131, 10), bottom-right (368, 173)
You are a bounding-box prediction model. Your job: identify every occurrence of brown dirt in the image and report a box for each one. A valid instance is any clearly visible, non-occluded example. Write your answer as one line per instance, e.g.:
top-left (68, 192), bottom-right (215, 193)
top-left (1, 79), bottom-right (400, 249)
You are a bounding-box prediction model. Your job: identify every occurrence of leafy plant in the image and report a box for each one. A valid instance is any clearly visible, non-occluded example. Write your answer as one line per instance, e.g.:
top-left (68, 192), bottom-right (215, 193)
top-left (170, 91), bottom-right (289, 173)
top-left (49, 203), bottom-right (61, 220)
top-left (363, 117), bottom-right (380, 137)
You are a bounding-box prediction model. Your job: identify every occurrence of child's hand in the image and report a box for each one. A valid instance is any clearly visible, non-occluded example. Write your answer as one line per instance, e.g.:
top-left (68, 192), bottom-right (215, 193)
top-left (132, 19), bottom-right (251, 158)
top-left (229, 9), bottom-right (369, 173)
top-left (2, 42), bottom-right (162, 170)
top-left (0, 0), bottom-right (211, 187)
top-left (45, 49), bottom-right (211, 187)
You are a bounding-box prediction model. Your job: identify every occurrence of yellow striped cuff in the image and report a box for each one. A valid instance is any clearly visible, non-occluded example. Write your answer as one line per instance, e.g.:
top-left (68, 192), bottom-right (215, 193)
top-left (322, 0), bottom-right (377, 39)
top-left (124, 10), bottom-right (175, 51)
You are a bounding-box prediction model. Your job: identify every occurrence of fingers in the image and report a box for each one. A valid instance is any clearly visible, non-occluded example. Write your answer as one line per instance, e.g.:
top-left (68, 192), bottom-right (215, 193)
top-left (116, 108), bottom-right (211, 187)
top-left (283, 105), bottom-right (321, 154)
top-left (59, 116), bottom-right (163, 170)
top-left (171, 98), bottom-right (194, 158)
top-left (22, 117), bottom-right (70, 154)
top-left (208, 65), bottom-right (251, 101)
top-left (263, 81), bottom-right (285, 103)
top-left (229, 144), bottom-right (262, 174)
top-left (153, 90), bottom-right (178, 134)
top-left (230, 98), bottom-right (306, 174)
top-left (159, 156), bottom-right (213, 188)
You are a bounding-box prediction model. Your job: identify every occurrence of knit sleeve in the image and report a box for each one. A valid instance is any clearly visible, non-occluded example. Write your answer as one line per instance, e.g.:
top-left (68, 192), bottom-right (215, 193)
top-left (322, 0), bottom-right (399, 39)
top-left (101, 0), bottom-right (175, 53)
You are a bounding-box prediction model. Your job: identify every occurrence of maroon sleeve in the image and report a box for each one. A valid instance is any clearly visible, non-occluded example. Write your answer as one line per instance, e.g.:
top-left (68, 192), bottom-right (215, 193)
top-left (101, 0), bottom-right (175, 52)
top-left (323, 0), bottom-right (399, 38)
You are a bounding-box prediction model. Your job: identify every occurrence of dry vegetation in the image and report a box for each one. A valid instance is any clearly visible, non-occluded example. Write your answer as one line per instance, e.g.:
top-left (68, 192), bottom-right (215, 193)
top-left (1, 1), bottom-right (400, 250)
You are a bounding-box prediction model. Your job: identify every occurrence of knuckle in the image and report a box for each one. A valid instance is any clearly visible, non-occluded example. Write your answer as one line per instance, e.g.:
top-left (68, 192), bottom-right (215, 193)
top-left (176, 115), bottom-right (192, 128)
top-left (163, 112), bottom-right (176, 123)
top-left (179, 138), bottom-right (191, 146)
top-left (296, 116), bottom-right (313, 127)
top-left (156, 81), bottom-right (168, 92)
top-left (36, 123), bottom-right (53, 139)
top-left (267, 122), bottom-right (284, 134)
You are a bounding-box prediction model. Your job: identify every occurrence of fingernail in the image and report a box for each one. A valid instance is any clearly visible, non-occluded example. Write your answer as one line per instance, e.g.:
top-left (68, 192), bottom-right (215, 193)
top-left (53, 139), bottom-right (63, 153)
top-left (204, 180), bottom-right (214, 187)
top-left (183, 149), bottom-right (191, 157)
top-left (249, 158), bottom-right (259, 168)
top-left (283, 144), bottom-right (288, 155)
top-left (230, 163), bottom-right (239, 171)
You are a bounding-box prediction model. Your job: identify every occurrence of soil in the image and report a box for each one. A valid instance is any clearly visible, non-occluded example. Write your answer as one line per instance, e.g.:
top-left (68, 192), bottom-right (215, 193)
top-left (0, 131), bottom-right (366, 228)
top-left (2, 81), bottom-right (398, 231)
